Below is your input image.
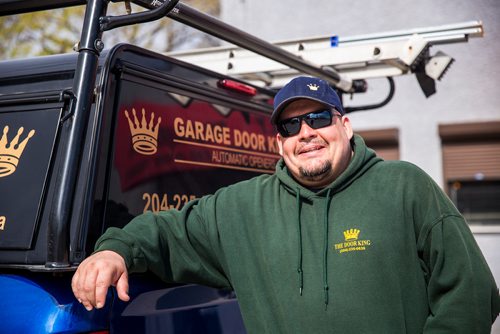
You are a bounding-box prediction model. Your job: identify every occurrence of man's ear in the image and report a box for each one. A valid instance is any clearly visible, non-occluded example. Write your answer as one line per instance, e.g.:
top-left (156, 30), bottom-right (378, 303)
top-left (341, 116), bottom-right (354, 140)
top-left (276, 133), bottom-right (284, 156)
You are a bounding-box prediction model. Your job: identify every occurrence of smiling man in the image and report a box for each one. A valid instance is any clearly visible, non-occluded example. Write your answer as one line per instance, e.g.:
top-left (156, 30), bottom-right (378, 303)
top-left (273, 78), bottom-right (354, 188)
top-left (73, 76), bottom-right (499, 333)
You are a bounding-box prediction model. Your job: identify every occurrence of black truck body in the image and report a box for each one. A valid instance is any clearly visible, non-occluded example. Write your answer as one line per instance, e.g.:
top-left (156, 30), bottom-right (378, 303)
top-left (0, 43), bottom-right (278, 332)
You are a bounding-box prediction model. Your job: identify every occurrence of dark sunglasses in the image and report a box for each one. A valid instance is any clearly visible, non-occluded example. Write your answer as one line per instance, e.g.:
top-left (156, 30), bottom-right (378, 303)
top-left (277, 109), bottom-right (338, 137)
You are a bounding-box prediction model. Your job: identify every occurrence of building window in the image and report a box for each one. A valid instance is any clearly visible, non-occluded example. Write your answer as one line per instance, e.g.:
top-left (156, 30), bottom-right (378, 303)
top-left (449, 180), bottom-right (500, 225)
top-left (357, 128), bottom-right (399, 161)
top-left (440, 121), bottom-right (500, 228)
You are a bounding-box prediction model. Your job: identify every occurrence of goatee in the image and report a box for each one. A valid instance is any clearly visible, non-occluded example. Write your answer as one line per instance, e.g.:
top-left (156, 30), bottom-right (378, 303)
top-left (299, 160), bottom-right (332, 179)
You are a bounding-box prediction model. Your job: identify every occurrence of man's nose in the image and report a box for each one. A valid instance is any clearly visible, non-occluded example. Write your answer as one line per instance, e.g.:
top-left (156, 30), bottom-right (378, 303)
top-left (297, 120), bottom-right (317, 139)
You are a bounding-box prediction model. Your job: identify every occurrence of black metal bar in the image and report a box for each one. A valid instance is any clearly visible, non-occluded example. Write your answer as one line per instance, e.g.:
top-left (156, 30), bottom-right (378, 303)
top-left (344, 77), bottom-right (395, 113)
top-left (46, 0), bottom-right (108, 268)
top-left (100, 0), bottom-right (179, 31)
top-left (130, 0), bottom-right (353, 91)
top-left (0, 91), bottom-right (69, 106)
top-left (0, 0), bottom-right (85, 16)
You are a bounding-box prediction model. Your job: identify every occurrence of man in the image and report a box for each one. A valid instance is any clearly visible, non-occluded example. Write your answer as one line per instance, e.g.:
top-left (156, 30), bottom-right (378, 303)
top-left (73, 76), bottom-right (499, 333)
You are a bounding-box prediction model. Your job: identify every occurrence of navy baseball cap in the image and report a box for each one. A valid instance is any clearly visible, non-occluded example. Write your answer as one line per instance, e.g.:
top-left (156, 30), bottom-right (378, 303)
top-left (271, 76), bottom-right (344, 124)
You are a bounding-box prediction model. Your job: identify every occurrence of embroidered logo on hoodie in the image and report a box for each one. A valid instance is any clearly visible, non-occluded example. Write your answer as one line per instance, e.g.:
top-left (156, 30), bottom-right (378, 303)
top-left (334, 228), bottom-right (372, 254)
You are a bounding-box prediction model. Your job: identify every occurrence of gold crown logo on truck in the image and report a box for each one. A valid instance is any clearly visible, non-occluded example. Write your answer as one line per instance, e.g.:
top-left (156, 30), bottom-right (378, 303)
top-left (0, 126), bottom-right (36, 178)
top-left (124, 108), bottom-right (161, 155)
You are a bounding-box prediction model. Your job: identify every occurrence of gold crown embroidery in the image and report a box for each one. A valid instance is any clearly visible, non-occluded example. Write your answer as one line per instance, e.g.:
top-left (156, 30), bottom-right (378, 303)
top-left (307, 83), bottom-right (319, 91)
top-left (125, 108), bottom-right (161, 156)
top-left (0, 126), bottom-right (35, 178)
top-left (343, 228), bottom-right (360, 241)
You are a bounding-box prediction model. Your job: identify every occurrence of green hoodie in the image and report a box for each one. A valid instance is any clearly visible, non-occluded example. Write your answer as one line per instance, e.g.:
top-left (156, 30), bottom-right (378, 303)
top-left (96, 135), bottom-right (499, 333)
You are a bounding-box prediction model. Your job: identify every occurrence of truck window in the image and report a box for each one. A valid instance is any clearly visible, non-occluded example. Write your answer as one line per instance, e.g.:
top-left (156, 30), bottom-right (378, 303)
top-left (104, 77), bottom-right (279, 229)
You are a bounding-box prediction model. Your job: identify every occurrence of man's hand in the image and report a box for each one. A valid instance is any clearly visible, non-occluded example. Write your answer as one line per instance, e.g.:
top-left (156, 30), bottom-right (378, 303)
top-left (71, 250), bottom-right (130, 311)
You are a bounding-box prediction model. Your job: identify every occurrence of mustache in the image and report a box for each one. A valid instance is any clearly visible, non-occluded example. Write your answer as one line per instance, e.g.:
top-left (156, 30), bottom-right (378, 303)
top-left (296, 139), bottom-right (328, 152)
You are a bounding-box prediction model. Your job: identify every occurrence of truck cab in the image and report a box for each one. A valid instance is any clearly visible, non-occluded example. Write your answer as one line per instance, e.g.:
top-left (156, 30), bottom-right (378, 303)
top-left (0, 43), bottom-right (278, 333)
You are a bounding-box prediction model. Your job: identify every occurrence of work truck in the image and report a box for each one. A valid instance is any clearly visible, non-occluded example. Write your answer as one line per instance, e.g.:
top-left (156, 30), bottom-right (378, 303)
top-left (0, 0), bottom-right (483, 332)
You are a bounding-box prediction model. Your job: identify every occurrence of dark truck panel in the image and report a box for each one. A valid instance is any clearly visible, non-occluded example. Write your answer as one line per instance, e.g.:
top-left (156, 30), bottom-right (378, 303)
top-left (0, 44), bottom-right (277, 332)
top-left (0, 106), bottom-right (60, 249)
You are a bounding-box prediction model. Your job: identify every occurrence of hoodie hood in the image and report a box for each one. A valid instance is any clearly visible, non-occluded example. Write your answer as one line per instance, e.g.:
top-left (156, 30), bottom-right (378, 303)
top-left (274, 134), bottom-right (382, 308)
top-left (275, 134), bottom-right (382, 199)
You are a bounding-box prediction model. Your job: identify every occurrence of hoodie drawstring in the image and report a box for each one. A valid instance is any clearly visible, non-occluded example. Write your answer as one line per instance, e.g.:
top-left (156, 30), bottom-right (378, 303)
top-left (295, 187), bottom-right (333, 310)
top-left (323, 188), bottom-right (333, 309)
top-left (296, 188), bottom-right (303, 296)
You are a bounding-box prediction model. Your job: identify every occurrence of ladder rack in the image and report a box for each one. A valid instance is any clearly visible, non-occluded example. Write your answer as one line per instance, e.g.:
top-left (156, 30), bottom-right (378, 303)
top-left (167, 21), bottom-right (483, 89)
top-left (1, 1), bottom-right (483, 94)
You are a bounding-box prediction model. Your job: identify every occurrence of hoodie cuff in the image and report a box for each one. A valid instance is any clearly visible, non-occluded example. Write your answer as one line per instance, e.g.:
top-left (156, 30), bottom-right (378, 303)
top-left (93, 231), bottom-right (135, 271)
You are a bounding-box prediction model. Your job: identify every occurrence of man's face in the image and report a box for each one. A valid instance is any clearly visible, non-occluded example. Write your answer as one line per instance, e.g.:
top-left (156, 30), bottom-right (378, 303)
top-left (276, 99), bottom-right (354, 188)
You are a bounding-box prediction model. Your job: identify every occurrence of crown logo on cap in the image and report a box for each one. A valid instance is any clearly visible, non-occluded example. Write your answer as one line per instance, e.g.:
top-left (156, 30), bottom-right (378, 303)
top-left (124, 108), bottom-right (161, 156)
top-left (307, 83), bottom-right (320, 91)
top-left (343, 228), bottom-right (360, 241)
top-left (0, 126), bottom-right (36, 178)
